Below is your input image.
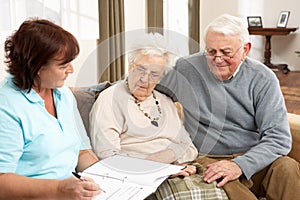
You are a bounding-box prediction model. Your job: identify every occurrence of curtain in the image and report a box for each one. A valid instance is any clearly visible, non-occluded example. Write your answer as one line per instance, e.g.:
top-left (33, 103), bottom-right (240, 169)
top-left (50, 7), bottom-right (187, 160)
top-left (98, 0), bottom-right (125, 83)
top-left (188, 0), bottom-right (200, 54)
top-left (146, 0), bottom-right (163, 34)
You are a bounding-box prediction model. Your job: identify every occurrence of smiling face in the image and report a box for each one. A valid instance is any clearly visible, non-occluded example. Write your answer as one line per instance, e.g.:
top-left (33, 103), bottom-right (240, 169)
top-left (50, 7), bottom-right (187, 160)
top-left (37, 60), bottom-right (74, 89)
top-left (127, 53), bottom-right (166, 101)
top-left (205, 31), bottom-right (250, 80)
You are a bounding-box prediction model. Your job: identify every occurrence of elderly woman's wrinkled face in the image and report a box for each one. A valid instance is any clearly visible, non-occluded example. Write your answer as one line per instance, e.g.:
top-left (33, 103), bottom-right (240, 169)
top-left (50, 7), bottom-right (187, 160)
top-left (127, 54), bottom-right (166, 101)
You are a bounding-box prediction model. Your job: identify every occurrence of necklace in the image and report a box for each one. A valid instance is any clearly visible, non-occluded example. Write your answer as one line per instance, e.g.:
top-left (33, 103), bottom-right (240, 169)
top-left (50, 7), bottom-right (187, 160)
top-left (133, 91), bottom-right (162, 127)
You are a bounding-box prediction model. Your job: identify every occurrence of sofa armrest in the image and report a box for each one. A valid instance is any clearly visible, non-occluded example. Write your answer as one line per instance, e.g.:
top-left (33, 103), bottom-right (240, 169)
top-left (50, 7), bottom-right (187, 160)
top-left (287, 113), bottom-right (300, 163)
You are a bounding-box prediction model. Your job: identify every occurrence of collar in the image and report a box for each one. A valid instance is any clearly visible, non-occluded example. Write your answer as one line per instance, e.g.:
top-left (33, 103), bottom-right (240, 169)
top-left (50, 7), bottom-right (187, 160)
top-left (21, 88), bottom-right (63, 103)
top-left (6, 74), bottom-right (63, 103)
top-left (228, 61), bottom-right (243, 80)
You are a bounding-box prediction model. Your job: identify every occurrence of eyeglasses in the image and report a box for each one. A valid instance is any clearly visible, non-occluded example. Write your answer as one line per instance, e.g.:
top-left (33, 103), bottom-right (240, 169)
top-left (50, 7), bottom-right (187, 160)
top-left (204, 45), bottom-right (243, 61)
top-left (132, 66), bottom-right (163, 82)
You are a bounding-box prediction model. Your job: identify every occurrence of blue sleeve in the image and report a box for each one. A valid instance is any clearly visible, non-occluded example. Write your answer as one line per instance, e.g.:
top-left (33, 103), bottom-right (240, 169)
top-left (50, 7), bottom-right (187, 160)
top-left (233, 72), bottom-right (291, 179)
top-left (0, 95), bottom-right (23, 173)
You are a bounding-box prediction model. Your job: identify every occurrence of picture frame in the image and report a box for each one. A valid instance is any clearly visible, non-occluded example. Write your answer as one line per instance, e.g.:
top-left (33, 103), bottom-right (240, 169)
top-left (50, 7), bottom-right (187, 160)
top-left (247, 16), bottom-right (263, 28)
top-left (277, 11), bottom-right (290, 28)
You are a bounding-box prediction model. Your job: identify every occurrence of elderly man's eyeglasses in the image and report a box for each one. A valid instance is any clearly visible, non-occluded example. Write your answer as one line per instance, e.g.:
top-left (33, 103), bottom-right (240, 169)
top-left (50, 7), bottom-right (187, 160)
top-left (133, 66), bottom-right (163, 82)
top-left (204, 46), bottom-right (243, 61)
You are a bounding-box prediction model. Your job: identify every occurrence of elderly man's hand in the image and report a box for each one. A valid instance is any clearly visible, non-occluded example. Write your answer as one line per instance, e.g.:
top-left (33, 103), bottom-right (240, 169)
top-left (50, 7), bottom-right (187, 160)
top-left (203, 160), bottom-right (242, 187)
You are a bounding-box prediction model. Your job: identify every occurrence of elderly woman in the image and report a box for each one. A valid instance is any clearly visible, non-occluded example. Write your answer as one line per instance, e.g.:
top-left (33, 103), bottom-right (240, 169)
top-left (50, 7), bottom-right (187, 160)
top-left (90, 33), bottom-right (197, 167)
top-left (89, 33), bottom-right (228, 199)
top-left (0, 19), bottom-right (101, 199)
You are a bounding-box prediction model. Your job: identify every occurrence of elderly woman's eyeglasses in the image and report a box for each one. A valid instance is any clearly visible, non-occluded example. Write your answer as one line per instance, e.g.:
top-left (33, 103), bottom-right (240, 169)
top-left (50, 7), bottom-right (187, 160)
top-left (133, 66), bottom-right (162, 82)
top-left (203, 46), bottom-right (243, 61)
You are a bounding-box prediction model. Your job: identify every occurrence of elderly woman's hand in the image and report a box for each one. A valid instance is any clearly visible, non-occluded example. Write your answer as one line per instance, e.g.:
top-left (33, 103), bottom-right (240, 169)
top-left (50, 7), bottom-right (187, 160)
top-left (170, 164), bottom-right (197, 178)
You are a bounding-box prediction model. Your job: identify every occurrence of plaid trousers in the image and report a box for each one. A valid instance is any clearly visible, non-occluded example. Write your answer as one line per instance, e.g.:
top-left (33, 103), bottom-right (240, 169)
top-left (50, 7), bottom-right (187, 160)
top-left (147, 163), bottom-right (228, 200)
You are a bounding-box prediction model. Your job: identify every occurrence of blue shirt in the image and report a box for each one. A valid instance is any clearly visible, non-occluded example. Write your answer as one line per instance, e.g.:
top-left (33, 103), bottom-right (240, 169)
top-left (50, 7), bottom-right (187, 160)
top-left (0, 75), bottom-right (91, 179)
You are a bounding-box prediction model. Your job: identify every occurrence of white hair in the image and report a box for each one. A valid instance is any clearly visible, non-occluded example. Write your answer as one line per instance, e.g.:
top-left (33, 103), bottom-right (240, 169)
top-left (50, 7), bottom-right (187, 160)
top-left (127, 32), bottom-right (175, 70)
top-left (203, 14), bottom-right (250, 45)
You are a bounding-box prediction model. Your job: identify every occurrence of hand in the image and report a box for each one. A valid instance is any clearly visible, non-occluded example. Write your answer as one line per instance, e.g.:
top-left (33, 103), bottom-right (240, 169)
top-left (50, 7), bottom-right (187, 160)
top-left (171, 164), bottom-right (197, 178)
top-left (57, 176), bottom-right (101, 200)
top-left (203, 160), bottom-right (242, 187)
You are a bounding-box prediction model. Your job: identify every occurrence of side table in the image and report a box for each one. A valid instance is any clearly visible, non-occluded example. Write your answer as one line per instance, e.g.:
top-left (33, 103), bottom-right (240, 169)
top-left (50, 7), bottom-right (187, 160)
top-left (248, 27), bottom-right (298, 74)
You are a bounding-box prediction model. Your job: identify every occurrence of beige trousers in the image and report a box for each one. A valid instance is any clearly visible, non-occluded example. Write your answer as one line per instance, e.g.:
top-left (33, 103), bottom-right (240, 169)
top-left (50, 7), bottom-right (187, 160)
top-left (196, 155), bottom-right (300, 200)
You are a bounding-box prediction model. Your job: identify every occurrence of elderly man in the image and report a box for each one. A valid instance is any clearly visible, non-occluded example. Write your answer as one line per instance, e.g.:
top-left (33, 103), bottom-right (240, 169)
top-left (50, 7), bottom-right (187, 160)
top-left (157, 14), bottom-right (300, 200)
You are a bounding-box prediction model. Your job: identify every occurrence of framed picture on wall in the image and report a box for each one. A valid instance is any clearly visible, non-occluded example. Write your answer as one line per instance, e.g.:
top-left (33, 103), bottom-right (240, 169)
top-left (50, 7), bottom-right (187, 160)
top-left (277, 11), bottom-right (290, 28)
top-left (247, 16), bottom-right (263, 28)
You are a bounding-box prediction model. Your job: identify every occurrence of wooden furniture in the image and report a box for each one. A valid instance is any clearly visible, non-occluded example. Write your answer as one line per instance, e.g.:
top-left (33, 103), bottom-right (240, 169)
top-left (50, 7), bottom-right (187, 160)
top-left (275, 71), bottom-right (300, 114)
top-left (248, 27), bottom-right (298, 74)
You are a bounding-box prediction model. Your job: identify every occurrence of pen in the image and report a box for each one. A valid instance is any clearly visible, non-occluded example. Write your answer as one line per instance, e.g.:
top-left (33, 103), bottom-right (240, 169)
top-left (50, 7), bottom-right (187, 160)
top-left (72, 172), bottom-right (106, 193)
top-left (181, 165), bottom-right (187, 170)
top-left (72, 171), bottom-right (87, 181)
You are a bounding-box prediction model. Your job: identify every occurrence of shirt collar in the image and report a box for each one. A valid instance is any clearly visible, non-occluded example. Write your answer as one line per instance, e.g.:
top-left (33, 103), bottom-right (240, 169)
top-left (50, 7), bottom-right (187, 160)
top-left (228, 61), bottom-right (243, 80)
top-left (6, 73), bottom-right (64, 103)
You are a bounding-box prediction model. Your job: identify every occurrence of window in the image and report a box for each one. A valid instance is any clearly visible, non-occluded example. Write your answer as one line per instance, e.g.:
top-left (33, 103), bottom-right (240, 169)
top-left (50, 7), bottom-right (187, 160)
top-left (0, 0), bottom-right (98, 39)
top-left (0, 0), bottom-right (99, 81)
top-left (163, 0), bottom-right (189, 56)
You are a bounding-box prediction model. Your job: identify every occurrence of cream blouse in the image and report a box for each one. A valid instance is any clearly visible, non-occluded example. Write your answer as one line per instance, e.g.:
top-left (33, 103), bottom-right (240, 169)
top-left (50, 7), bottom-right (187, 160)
top-left (89, 80), bottom-right (198, 164)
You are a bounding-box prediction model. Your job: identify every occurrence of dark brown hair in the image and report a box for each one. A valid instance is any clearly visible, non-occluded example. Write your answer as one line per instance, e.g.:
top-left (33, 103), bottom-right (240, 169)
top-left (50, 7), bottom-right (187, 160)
top-left (4, 18), bottom-right (79, 90)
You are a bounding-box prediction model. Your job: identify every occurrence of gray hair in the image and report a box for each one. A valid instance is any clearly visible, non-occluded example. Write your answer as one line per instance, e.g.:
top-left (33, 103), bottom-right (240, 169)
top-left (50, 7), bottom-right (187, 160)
top-left (203, 14), bottom-right (250, 45)
top-left (127, 32), bottom-right (175, 72)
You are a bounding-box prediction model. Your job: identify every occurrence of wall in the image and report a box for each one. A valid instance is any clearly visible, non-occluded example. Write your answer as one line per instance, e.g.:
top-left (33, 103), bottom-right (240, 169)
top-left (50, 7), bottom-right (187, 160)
top-left (65, 40), bottom-right (98, 87)
top-left (1, 0), bottom-right (300, 83)
top-left (200, 0), bottom-right (300, 70)
top-left (0, 39), bottom-right (6, 81)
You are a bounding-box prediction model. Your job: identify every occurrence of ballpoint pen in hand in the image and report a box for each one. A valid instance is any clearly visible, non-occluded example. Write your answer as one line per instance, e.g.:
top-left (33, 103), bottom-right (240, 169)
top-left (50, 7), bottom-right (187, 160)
top-left (72, 171), bottom-right (87, 181)
top-left (72, 172), bottom-right (106, 193)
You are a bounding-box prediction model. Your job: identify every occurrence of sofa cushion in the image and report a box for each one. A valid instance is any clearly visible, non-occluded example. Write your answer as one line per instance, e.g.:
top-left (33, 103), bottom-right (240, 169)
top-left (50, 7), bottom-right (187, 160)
top-left (287, 113), bottom-right (300, 163)
top-left (71, 82), bottom-right (111, 136)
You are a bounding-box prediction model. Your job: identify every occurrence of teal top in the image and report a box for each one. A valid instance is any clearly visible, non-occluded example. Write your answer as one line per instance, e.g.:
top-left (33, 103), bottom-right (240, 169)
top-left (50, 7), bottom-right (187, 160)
top-left (0, 75), bottom-right (91, 179)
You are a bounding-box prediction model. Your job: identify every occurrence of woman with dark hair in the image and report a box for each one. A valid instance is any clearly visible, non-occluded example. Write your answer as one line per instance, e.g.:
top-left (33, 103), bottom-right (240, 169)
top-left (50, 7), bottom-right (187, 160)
top-left (0, 19), bottom-right (101, 199)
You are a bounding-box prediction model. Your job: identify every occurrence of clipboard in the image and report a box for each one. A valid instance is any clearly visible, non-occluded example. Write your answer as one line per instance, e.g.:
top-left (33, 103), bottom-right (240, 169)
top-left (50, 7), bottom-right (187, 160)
top-left (81, 155), bottom-right (184, 200)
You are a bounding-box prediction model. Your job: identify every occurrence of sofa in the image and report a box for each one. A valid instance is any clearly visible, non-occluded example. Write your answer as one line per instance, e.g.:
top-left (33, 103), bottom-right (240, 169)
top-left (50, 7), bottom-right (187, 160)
top-left (287, 113), bottom-right (300, 162)
top-left (71, 83), bottom-right (300, 164)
